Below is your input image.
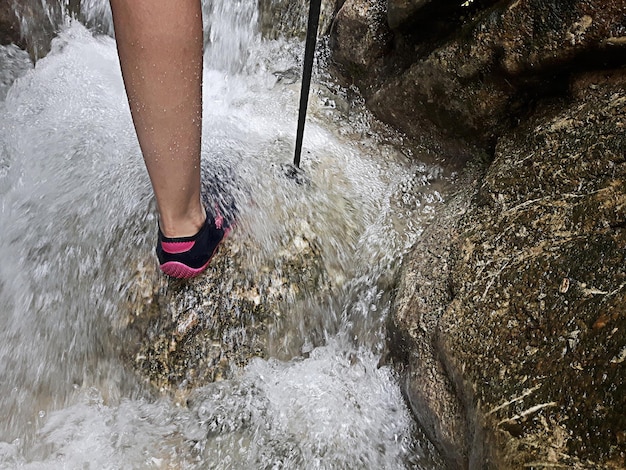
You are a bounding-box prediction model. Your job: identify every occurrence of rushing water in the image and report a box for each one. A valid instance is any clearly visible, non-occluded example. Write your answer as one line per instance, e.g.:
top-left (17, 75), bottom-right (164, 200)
top-left (0, 1), bottom-right (452, 468)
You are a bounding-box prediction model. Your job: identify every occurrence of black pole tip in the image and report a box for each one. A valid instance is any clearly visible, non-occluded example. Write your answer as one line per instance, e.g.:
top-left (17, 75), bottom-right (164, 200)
top-left (281, 163), bottom-right (310, 186)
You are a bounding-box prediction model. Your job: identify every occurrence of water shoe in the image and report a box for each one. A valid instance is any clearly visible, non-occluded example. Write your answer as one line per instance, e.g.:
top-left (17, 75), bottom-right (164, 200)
top-left (156, 208), bottom-right (231, 279)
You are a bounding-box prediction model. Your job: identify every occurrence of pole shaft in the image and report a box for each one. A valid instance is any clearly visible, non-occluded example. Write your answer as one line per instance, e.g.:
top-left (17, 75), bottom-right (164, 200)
top-left (293, 0), bottom-right (322, 168)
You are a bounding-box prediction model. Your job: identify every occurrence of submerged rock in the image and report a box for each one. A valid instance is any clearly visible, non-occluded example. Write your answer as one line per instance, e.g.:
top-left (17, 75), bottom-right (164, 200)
top-left (391, 70), bottom-right (626, 468)
top-left (123, 214), bottom-right (333, 392)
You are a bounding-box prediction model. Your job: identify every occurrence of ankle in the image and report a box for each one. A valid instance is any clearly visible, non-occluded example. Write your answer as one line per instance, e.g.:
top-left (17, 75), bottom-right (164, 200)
top-left (159, 205), bottom-right (206, 238)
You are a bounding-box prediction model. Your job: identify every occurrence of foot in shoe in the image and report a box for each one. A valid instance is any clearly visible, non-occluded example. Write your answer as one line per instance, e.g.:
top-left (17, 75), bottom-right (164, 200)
top-left (156, 209), bottom-right (231, 279)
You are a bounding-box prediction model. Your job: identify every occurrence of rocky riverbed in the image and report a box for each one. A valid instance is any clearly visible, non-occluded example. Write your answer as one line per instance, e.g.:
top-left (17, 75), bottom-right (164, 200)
top-left (389, 71), bottom-right (625, 468)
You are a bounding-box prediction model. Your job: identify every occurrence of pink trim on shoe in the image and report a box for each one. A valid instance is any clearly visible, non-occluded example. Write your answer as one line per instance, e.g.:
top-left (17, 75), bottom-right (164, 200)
top-left (161, 240), bottom-right (196, 254)
top-left (214, 212), bottom-right (224, 229)
top-left (159, 260), bottom-right (210, 279)
top-left (159, 226), bottom-right (233, 279)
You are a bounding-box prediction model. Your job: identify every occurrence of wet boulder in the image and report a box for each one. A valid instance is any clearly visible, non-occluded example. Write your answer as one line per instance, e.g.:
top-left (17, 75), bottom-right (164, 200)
top-left (387, 0), bottom-right (432, 30)
top-left (330, 0), bottom-right (393, 88)
top-left (0, 0), bottom-right (20, 47)
top-left (123, 216), bottom-right (334, 392)
top-left (259, 0), bottom-right (338, 39)
top-left (387, 179), bottom-right (477, 469)
top-left (333, 0), bottom-right (626, 146)
top-left (10, 0), bottom-right (64, 59)
top-left (332, 0), bottom-right (626, 466)
top-left (440, 69), bottom-right (626, 468)
top-left (486, 0), bottom-right (626, 76)
top-left (391, 69), bottom-right (626, 468)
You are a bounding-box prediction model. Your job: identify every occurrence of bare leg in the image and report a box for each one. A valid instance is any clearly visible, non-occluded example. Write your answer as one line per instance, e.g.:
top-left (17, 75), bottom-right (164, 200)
top-left (110, 0), bottom-right (205, 238)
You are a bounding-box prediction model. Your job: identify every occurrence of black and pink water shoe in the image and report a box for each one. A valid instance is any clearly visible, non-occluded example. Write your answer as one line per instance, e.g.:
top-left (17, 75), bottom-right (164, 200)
top-left (156, 209), bottom-right (232, 279)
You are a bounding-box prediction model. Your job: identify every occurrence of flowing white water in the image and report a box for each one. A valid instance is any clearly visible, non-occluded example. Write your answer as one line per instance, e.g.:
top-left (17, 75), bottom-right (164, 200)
top-left (0, 2), bottom-right (451, 468)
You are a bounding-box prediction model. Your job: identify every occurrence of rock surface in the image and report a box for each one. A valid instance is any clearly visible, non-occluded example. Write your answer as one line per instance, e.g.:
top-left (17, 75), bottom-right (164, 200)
top-left (445, 70), bottom-right (625, 468)
top-left (0, 0), bottom-right (20, 47)
top-left (387, 0), bottom-right (432, 30)
top-left (388, 177), bottom-right (477, 469)
top-left (124, 214), bottom-right (334, 392)
top-left (390, 70), bottom-right (626, 468)
top-left (3, 0), bottom-right (624, 466)
top-left (5, 0), bottom-right (63, 59)
top-left (330, 0), bottom-right (626, 467)
top-left (330, 0), bottom-right (392, 87)
top-left (259, 0), bottom-right (337, 39)
top-left (333, 0), bottom-right (626, 147)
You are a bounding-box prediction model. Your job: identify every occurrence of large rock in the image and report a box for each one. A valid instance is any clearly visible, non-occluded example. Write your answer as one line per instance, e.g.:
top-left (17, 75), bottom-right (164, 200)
top-left (392, 69), bottom-right (626, 467)
top-left (368, 38), bottom-right (512, 146)
top-left (334, 0), bottom-right (626, 147)
top-left (123, 205), bottom-right (336, 392)
top-left (388, 178), bottom-right (478, 469)
top-left (442, 69), bottom-right (626, 468)
top-left (387, 0), bottom-right (432, 30)
top-left (259, 0), bottom-right (337, 39)
top-left (330, 0), bottom-right (392, 89)
top-left (0, 0), bottom-right (20, 46)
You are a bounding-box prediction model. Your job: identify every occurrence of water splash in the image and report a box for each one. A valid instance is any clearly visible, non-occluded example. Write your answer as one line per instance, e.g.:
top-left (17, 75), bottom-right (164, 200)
top-left (203, 0), bottom-right (260, 73)
top-left (0, 44), bottom-right (32, 101)
top-left (0, 4), bottom-right (450, 468)
top-left (77, 0), bottom-right (113, 35)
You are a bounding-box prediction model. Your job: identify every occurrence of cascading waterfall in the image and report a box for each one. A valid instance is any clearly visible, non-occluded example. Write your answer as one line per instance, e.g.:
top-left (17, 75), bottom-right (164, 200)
top-left (0, 0), bottom-right (451, 468)
top-left (202, 0), bottom-right (259, 73)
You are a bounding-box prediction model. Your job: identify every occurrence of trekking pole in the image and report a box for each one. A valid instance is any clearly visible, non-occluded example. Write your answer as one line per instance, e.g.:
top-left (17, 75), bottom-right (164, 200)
top-left (293, 0), bottom-right (322, 168)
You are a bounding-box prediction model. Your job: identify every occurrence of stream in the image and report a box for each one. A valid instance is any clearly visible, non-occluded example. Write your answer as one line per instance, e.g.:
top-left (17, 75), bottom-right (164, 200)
top-left (0, 1), bottom-right (454, 468)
